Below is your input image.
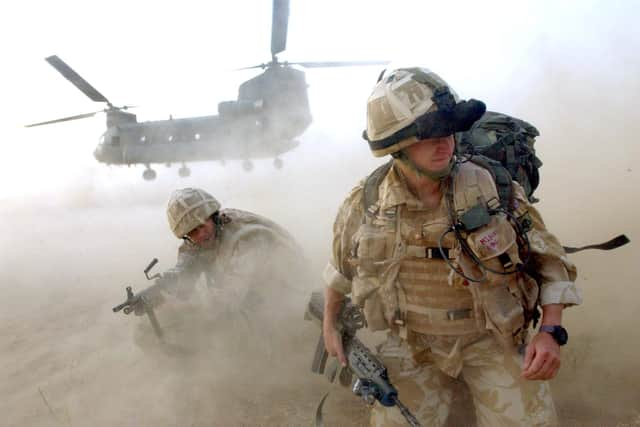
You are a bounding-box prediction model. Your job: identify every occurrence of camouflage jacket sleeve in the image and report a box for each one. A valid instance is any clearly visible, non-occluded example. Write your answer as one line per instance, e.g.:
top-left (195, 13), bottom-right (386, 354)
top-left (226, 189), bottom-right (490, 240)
top-left (224, 218), bottom-right (310, 297)
top-left (513, 183), bottom-right (582, 307)
top-left (158, 243), bottom-right (203, 299)
top-left (322, 183), bottom-right (366, 296)
top-left (212, 222), bottom-right (292, 310)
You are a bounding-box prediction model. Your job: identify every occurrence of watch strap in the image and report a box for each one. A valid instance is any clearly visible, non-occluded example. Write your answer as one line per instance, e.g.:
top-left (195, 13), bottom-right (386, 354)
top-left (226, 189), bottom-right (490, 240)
top-left (539, 325), bottom-right (568, 345)
top-left (539, 325), bottom-right (556, 334)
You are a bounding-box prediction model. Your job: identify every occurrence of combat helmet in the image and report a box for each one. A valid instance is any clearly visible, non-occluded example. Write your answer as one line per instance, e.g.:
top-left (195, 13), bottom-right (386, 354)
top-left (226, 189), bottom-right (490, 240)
top-left (166, 188), bottom-right (221, 238)
top-left (363, 67), bottom-right (486, 157)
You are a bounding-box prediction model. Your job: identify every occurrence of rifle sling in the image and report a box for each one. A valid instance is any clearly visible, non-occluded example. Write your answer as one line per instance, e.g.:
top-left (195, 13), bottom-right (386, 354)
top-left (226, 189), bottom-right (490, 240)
top-left (314, 392), bottom-right (330, 427)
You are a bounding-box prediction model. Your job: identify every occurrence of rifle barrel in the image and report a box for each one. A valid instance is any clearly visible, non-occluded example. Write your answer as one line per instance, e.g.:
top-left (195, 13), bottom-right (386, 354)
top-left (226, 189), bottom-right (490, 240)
top-left (395, 399), bottom-right (422, 427)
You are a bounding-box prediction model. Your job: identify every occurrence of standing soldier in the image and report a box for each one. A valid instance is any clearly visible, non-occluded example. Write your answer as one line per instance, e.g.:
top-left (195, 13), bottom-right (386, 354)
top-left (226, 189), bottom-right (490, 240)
top-left (322, 68), bottom-right (581, 426)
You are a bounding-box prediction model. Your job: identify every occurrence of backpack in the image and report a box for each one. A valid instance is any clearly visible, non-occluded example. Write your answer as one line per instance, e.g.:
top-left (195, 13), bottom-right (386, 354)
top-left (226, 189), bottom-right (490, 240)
top-left (456, 111), bottom-right (542, 204)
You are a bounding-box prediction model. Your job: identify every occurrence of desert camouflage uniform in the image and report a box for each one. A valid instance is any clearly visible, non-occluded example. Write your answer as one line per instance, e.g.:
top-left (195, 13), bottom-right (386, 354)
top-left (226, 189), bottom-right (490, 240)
top-left (132, 207), bottom-right (308, 357)
top-left (323, 162), bottom-right (581, 427)
top-left (165, 208), bottom-right (305, 312)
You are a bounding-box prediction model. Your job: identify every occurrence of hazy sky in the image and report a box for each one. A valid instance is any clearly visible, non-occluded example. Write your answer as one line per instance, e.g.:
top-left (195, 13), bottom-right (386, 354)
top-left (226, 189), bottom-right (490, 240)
top-left (1, 0), bottom-right (638, 198)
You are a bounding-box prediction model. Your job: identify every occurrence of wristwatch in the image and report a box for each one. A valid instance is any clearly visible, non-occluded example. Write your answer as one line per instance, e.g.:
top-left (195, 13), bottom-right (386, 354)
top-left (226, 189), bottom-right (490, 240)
top-left (539, 325), bottom-right (568, 346)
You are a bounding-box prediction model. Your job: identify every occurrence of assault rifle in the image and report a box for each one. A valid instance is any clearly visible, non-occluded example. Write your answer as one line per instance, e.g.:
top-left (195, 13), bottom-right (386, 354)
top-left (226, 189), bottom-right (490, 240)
top-left (112, 258), bottom-right (172, 339)
top-left (305, 291), bottom-right (422, 427)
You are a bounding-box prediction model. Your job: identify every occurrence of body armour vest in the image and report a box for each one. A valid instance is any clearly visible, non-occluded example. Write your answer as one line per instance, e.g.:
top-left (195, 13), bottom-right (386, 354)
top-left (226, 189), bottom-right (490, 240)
top-left (351, 161), bottom-right (538, 346)
top-left (396, 201), bottom-right (483, 337)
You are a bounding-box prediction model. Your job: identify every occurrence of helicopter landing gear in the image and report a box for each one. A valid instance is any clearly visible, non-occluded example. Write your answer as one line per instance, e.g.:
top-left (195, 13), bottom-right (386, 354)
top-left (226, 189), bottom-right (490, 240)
top-left (178, 164), bottom-right (191, 178)
top-left (273, 158), bottom-right (283, 169)
top-left (142, 167), bottom-right (157, 181)
top-left (242, 160), bottom-right (254, 172)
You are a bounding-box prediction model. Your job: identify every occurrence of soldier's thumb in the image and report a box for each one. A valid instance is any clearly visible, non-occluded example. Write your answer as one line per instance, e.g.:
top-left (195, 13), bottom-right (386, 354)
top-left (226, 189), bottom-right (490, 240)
top-left (337, 346), bottom-right (347, 367)
top-left (339, 353), bottom-right (347, 367)
top-left (522, 344), bottom-right (535, 370)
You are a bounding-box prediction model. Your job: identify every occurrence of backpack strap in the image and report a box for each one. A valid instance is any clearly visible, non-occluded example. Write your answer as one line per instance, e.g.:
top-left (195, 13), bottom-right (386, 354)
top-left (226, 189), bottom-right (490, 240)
top-left (363, 157), bottom-right (513, 214)
top-left (467, 155), bottom-right (514, 210)
top-left (362, 160), bottom-right (394, 220)
top-left (563, 234), bottom-right (630, 254)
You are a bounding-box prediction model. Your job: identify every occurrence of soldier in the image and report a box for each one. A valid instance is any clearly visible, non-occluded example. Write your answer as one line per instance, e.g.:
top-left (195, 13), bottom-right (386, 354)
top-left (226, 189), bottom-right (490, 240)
top-left (322, 68), bottom-right (581, 426)
top-left (128, 187), bottom-right (307, 353)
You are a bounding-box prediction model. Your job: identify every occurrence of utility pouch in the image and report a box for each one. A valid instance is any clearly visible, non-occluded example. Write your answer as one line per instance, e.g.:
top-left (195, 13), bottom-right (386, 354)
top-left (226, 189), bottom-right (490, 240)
top-left (466, 214), bottom-right (517, 260)
top-left (517, 272), bottom-right (540, 325)
top-left (351, 275), bottom-right (388, 331)
top-left (462, 214), bottom-right (527, 344)
top-left (362, 288), bottom-right (389, 332)
top-left (518, 272), bottom-right (538, 311)
top-left (351, 224), bottom-right (391, 332)
top-left (353, 223), bottom-right (388, 275)
top-left (476, 281), bottom-right (524, 338)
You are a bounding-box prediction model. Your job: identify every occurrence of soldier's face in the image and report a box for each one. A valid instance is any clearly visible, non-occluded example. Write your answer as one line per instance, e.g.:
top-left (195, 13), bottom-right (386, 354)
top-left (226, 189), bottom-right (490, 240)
top-left (187, 218), bottom-right (216, 245)
top-left (405, 135), bottom-right (455, 171)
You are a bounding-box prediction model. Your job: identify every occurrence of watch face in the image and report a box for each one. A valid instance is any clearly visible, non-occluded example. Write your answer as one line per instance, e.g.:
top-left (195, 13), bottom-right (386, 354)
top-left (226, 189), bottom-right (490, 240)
top-left (553, 326), bottom-right (569, 346)
top-left (540, 325), bottom-right (569, 345)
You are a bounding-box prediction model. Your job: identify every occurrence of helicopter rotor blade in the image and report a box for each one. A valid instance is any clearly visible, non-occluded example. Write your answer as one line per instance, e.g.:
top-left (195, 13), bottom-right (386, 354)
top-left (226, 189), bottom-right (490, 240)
top-left (234, 63), bottom-right (268, 71)
top-left (271, 0), bottom-right (289, 57)
top-left (290, 60), bottom-right (391, 68)
top-left (24, 110), bottom-right (102, 128)
top-left (45, 55), bottom-right (111, 104)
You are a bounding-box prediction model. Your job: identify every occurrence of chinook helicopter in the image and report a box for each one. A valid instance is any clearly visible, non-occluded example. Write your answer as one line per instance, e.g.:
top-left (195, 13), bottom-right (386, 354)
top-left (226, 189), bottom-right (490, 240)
top-left (25, 0), bottom-right (387, 180)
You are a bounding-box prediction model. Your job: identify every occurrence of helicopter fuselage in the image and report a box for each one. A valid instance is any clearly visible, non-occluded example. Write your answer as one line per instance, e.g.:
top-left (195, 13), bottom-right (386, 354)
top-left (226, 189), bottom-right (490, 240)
top-left (94, 111), bottom-right (303, 166)
top-left (93, 66), bottom-right (311, 167)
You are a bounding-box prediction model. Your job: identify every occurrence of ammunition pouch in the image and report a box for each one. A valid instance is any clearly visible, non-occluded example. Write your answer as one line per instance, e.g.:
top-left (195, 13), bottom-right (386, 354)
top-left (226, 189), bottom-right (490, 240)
top-left (352, 277), bottom-right (388, 332)
top-left (461, 214), bottom-right (537, 347)
top-left (353, 223), bottom-right (388, 276)
top-left (351, 223), bottom-right (393, 331)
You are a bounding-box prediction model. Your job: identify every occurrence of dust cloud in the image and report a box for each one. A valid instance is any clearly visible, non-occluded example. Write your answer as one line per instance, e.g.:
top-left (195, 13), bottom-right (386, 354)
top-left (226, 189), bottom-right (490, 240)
top-left (3, 11), bottom-right (640, 427)
top-left (0, 131), bottom-right (378, 426)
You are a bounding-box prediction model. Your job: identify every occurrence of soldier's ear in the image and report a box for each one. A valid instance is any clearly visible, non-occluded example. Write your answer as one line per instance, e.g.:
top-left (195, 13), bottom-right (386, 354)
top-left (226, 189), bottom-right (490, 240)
top-left (215, 212), bottom-right (231, 226)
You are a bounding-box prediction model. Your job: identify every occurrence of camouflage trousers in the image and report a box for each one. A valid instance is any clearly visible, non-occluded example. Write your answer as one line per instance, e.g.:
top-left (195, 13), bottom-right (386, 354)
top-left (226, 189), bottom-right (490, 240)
top-left (370, 332), bottom-right (557, 427)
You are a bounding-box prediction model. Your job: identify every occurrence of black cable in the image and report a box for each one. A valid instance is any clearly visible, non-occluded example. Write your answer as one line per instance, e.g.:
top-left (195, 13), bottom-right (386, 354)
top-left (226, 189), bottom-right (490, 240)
top-left (440, 213), bottom-right (531, 281)
top-left (438, 226), bottom-right (486, 283)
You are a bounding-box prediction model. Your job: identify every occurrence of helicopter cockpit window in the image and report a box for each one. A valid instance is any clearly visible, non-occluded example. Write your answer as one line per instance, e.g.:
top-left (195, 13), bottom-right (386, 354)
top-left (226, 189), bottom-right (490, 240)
top-left (100, 135), bottom-right (105, 144)
top-left (111, 136), bottom-right (120, 146)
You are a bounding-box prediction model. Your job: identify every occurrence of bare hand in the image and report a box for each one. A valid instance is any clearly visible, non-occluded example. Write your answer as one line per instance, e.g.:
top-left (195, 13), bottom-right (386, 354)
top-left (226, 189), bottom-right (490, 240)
top-left (323, 325), bottom-right (347, 367)
top-left (521, 331), bottom-right (561, 380)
